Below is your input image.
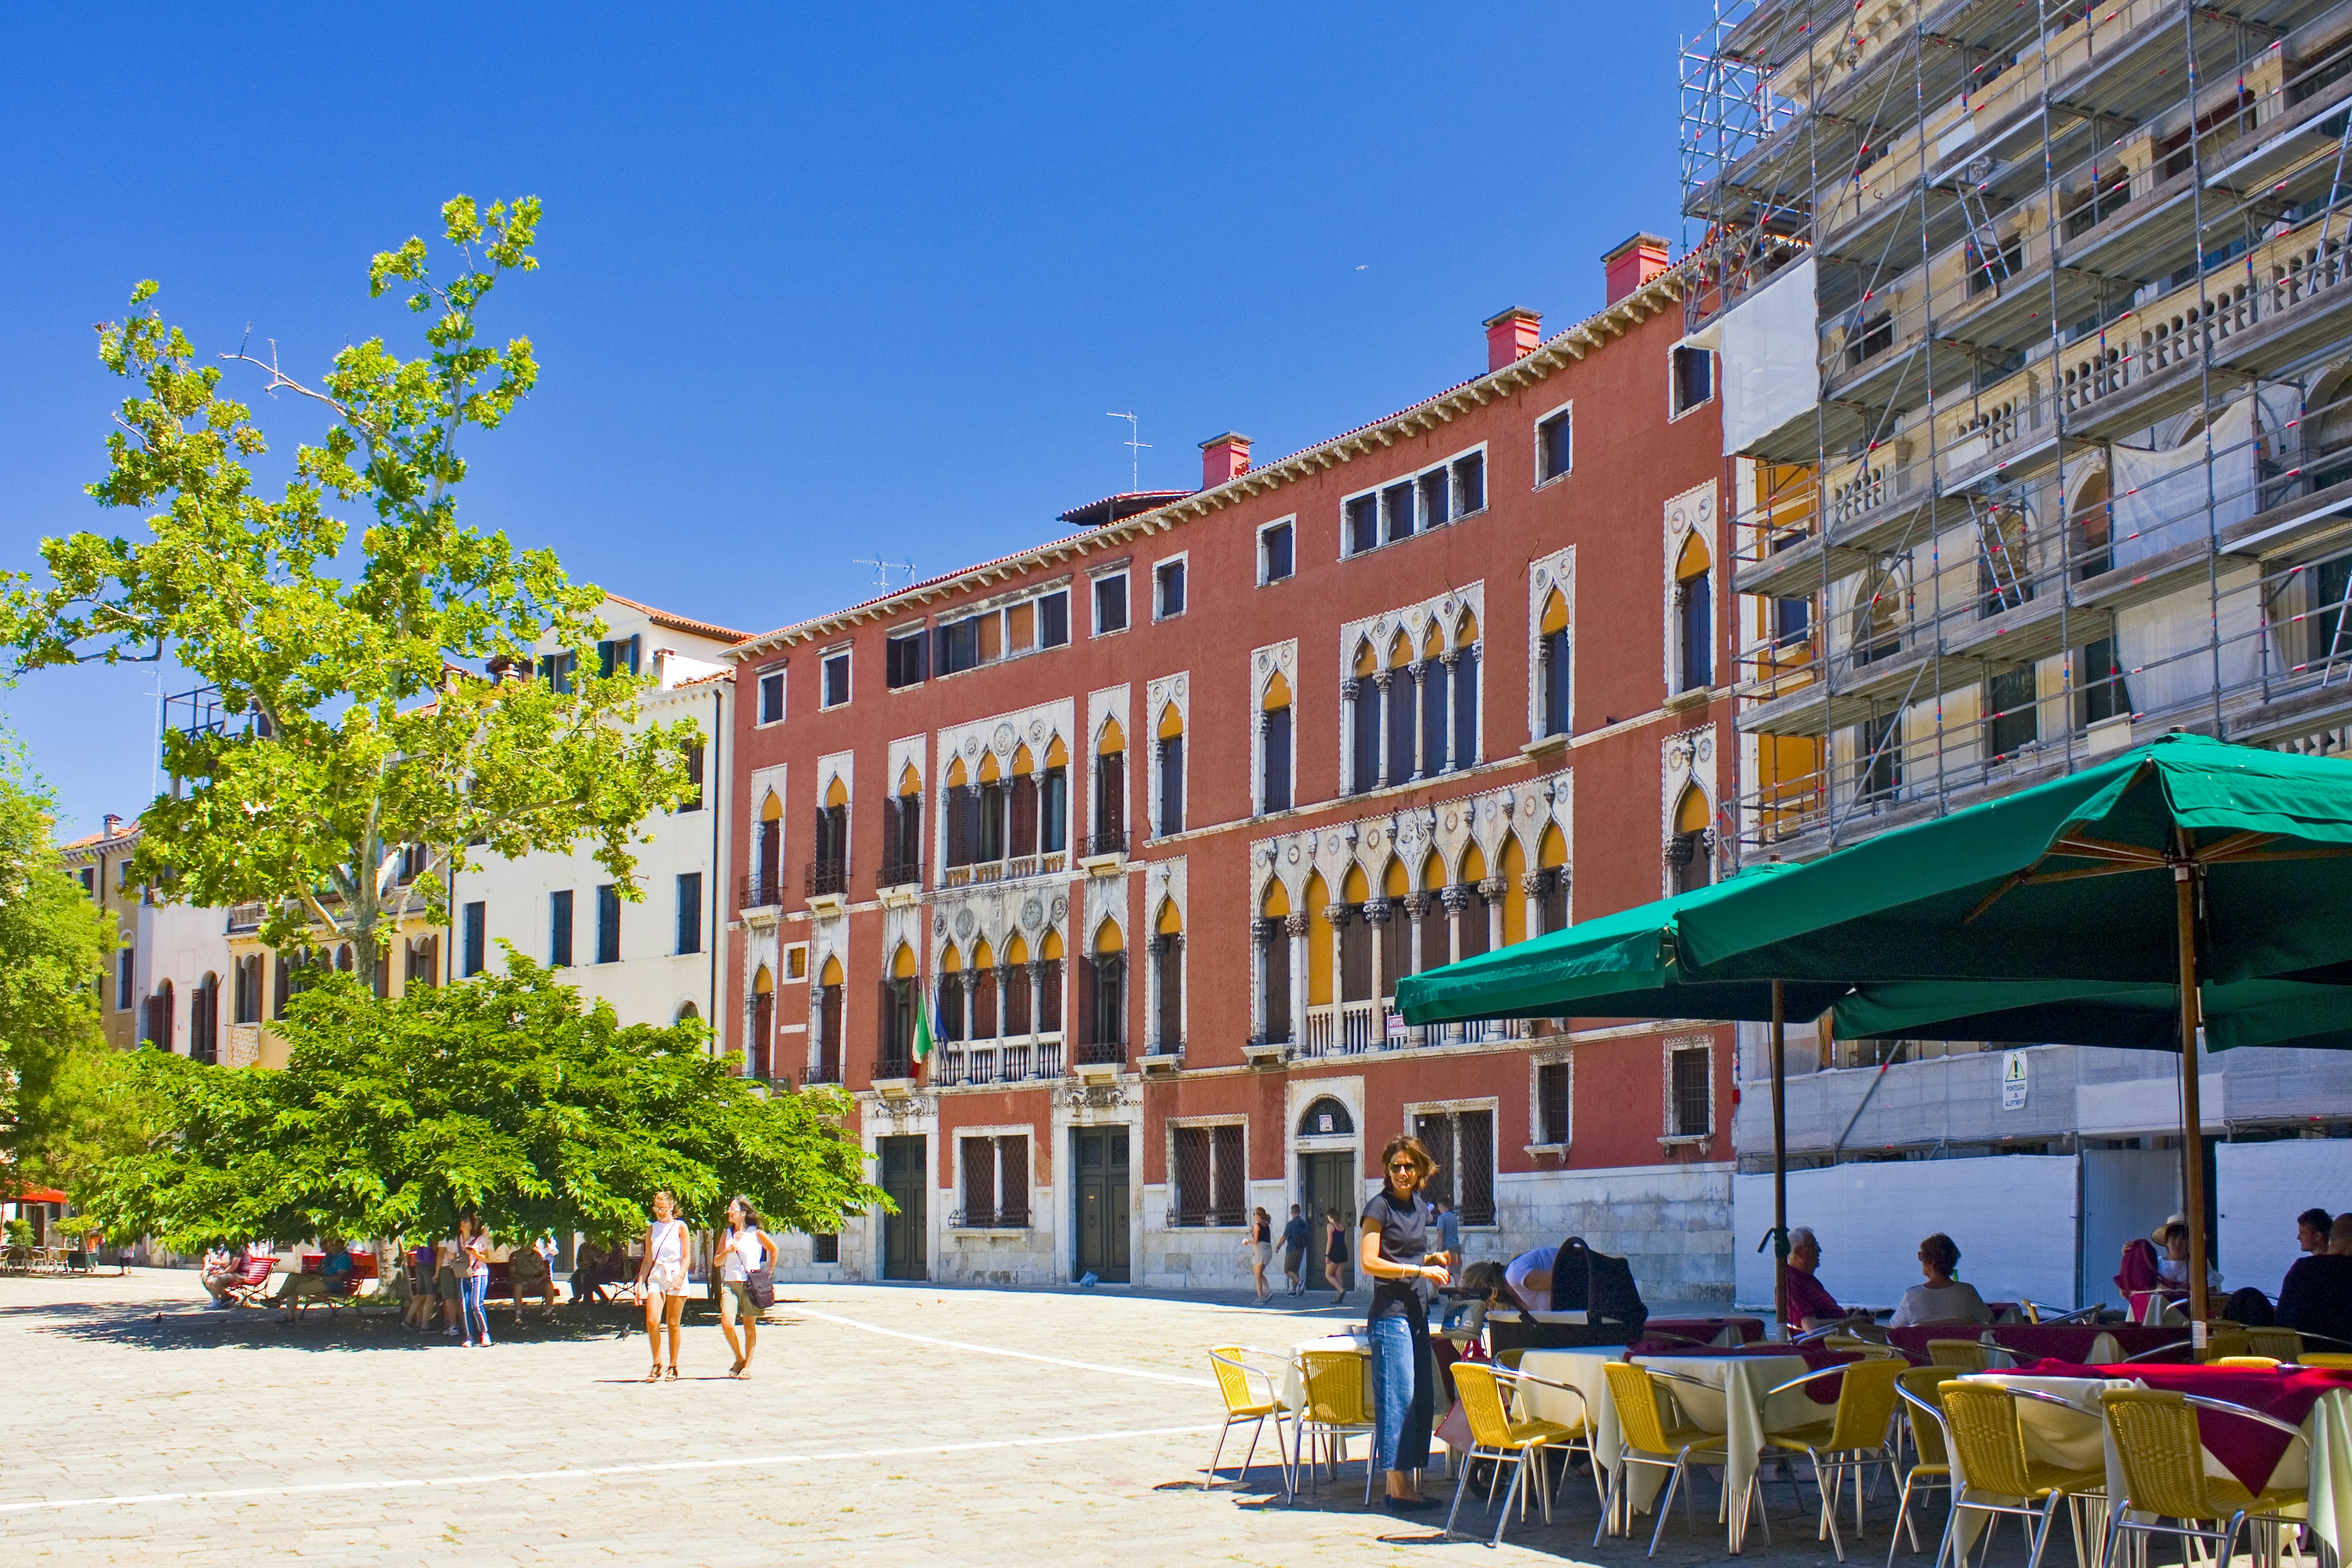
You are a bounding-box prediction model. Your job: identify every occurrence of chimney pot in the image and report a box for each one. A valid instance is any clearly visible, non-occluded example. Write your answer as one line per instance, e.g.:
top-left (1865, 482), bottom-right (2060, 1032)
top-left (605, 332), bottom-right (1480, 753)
top-left (102, 813), bottom-right (123, 839)
top-left (1198, 432), bottom-right (1253, 489)
top-left (1602, 232), bottom-right (1672, 306)
top-left (1483, 307), bottom-right (1543, 372)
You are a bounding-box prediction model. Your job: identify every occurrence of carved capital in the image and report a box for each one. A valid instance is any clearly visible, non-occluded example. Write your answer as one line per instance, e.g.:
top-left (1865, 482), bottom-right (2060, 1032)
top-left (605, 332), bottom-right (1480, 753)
top-left (1372, 670), bottom-right (1393, 692)
top-left (1251, 918), bottom-right (1280, 944)
top-left (1148, 933), bottom-right (1183, 956)
top-left (1402, 893), bottom-right (1431, 921)
top-left (1362, 897), bottom-right (1393, 924)
top-left (1440, 886), bottom-right (1474, 916)
top-left (1339, 676), bottom-right (1360, 699)
top-left (1283, 911), bottom-right (1311, 937)
top-left (1479, 876), bottom-right (1509, 900)
top-left (1520, 869), bottom-right (1557, 898)
top-left (1408, 660), bottom-right (1428, 682)
top-left (1026, 959), bottom-right (1048, 978)
top-left (1440, 649), bottom-right (1463, 670)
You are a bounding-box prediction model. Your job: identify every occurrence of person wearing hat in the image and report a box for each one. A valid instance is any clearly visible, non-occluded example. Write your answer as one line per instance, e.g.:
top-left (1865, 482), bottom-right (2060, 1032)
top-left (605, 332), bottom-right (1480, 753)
top-left (2154, 1215), bottom-right (2222, 1295)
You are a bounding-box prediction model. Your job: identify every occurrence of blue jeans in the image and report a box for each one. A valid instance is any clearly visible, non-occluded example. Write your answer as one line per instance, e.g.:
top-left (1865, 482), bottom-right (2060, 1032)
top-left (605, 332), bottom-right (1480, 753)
top-left (461, 1274), bottom-right (489, 1341)
top-left (1368, 1314), bottom-right (1434, 1472)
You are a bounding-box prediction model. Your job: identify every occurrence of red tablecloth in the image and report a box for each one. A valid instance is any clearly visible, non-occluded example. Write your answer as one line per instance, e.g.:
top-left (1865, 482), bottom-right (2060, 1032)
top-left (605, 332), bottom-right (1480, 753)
top-left (2020, 1358), bottom-right (2352, 1494)
top-left (1637, 1342), bottom-right (1863, 1403)
top-left (1888, 1323), bottom-right (2187, 1363)
top-left (1643, 1316), bottom-right (1768, 1348)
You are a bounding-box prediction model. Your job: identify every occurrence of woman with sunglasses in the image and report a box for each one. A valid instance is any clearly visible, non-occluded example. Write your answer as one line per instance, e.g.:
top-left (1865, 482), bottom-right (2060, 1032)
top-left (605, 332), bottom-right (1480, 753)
top-left (1359, 1135), bottom-right (1450, 1513)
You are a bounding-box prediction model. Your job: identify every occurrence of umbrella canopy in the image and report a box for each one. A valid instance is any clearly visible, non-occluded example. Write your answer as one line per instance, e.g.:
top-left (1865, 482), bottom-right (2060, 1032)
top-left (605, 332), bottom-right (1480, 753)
top-left (1833, 976), bottom-right (2352, 1054)
top-left (1394, 864), bottom-right (1848, 1027)
top-left (5, 1187), bottom-right (69, 1205)
top-left (1676, 734), bottom-right (2352, 987)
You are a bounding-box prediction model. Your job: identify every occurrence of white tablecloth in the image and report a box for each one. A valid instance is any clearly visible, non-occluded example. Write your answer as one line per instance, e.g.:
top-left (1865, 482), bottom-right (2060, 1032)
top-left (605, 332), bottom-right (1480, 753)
top-left (1630, 1352), bottom-right (1817, 1552)
top-left (1517, 1345), bottom-right (1630, 1490)
top-left (1279, 1331), bottom-right (1368, 1412)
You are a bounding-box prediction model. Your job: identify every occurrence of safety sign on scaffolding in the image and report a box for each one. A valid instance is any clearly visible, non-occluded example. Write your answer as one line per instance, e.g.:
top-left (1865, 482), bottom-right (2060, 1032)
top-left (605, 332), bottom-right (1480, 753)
top-left (2001, 1050), bottom-right (2029, 1112)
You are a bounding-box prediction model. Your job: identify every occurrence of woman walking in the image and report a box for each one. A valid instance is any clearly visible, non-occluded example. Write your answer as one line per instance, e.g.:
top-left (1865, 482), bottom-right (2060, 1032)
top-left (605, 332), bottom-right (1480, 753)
top-left (1242, 1207), bottom-right (1273, 1306)
top-left (1359, 1136), bottom-right (1449, 1512)
top-left (1323, 1208), bottom-right (1349, 1304)
top-left (457, 1216), bottom-right (493, 1349)
top-left (635, 1190), bottom-right (690, 1381)
top-left (715, 1196), bottom-right (778, 1378)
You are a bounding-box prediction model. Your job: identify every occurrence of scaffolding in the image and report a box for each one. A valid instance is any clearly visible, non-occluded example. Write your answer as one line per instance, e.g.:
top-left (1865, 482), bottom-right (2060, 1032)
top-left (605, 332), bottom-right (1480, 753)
top-left (1681, 0), bottom-right (2352, 863)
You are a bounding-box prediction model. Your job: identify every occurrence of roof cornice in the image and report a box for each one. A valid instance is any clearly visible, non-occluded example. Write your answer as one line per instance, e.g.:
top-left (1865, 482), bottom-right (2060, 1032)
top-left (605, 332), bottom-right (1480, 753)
top-left (726, 263), bottom-right (1691, 662)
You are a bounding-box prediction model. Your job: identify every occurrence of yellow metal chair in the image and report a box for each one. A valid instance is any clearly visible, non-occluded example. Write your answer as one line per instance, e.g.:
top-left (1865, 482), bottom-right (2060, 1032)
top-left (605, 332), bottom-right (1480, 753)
top-left (1762, 1357), bottom-right (1907, 1561)
top-left (2213, 1355), bottom-right (2282, 1370)
top-left (2301, 1351), bottom-right (2352, 1370)
top-left (1599, 1361), bottom-right (1736, 1557)
top-left (2204, 1325), bottom-right (2252, 1362)
top-left (1442, 1362), bottom-right (1581, 1548)
top-left (1888, 1369), bottom-right (1953, 1567)
top-left (1294, 1348), bottom-right (1377, 1504)
top-left (1205, 1346), bottom-right (1292, 1495)
top-left (2101, 1385), bottom-right (2307, 1568)
top-left (2246, 1327), bottom-right (2303, 1362)
top-left (1936, 1380), bottom-right (2106, 1568)
top-left (1926, 1338), bottom-right (1990, 1373)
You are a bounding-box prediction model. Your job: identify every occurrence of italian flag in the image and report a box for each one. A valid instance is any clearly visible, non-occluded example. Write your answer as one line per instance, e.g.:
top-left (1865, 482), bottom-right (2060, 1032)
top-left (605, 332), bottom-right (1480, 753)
top-left (914, 993), bottom-right (935, 1061)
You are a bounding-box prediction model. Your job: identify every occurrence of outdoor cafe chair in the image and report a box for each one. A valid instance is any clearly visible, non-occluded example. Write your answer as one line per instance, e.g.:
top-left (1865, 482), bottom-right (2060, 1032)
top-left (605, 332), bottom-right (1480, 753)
top-left (2100, 1385), bottom-right (2307, 1568)
top-left (1598, 1360), bottom-right (1743, 1557)
top-left (1888, 1370), bottom-right (1954, 1568)
top-left (2205, 1326), bottom-right (2254, 1363)
top-left (1204, 1346), bottom-right (1292, 1496)
top-left (2301, 1351), bottom-right (2352, 1370)
top-left (2246, 1328), bottom-right (2303, 1362)
top-left (1442, 1362), bottom-right (1583, 1548)
top-left (1292, 1348), bottom-right (1376, 1504)
top-left (1763, 1355), bottom-right (1907, 1561)
top-left (1936, 1381), bottom-right (2106, 1568)
top-left (1927, 1339), bottom-right (1991, 1374)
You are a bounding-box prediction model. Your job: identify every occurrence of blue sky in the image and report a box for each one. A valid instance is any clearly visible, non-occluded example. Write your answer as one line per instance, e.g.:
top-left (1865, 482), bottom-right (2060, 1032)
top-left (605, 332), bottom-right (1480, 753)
top-left (0, 3), bottom-right (1693, 836)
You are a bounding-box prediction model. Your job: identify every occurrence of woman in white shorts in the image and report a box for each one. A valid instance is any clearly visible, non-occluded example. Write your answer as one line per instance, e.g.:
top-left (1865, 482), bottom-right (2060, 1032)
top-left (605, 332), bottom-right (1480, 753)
top-left (715, 1195), bottom-right (779, 1378)
top-left (635, 1190), bottom-right (690, 1381)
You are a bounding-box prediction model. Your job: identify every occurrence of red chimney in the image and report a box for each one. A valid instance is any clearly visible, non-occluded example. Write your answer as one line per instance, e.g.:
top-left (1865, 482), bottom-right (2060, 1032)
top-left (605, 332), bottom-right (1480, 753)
top-left (1603, 233), bottom-right (1672, 306)
top-left (1199, 432), bottom-right (1252, 488)
top-left (1483, 307), bottom-right (1542, 371)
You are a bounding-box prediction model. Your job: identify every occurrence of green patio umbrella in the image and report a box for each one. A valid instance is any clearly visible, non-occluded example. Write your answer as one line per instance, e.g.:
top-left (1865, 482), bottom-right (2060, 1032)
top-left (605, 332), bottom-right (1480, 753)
top-left (1833, 976), bottom-right (2352, 1056)
top-left (1675, 733), bottom-right (2352, 1324)
top-left (1396, 867), bottom-right (1851, 1333)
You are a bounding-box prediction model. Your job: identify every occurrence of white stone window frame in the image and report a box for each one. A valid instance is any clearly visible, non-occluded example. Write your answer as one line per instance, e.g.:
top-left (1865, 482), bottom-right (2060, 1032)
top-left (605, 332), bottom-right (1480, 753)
top-left (1338, 586), bottom-right (1486, 793)
top-left (1143, 867), bottom-right (1186, 1057)
top-left (1088, 560), bottom-right (1132, 639)
top-left (1338, 440), bottom-right (1490, 560)
top-left (779, 940), bottom-right (810, 986)
top-left (1257, 515), bottom-right (1299, 586)
top-left (753, 660), bottom-right (788, 728)
top-left (1662, 481), bottom-right (1718, 700)
top-left (1401, 1095), bottom-right (1502, 1232)
top-left (949, 1123), bottom-right (1036, 1235)
top-left (1144, 675), bottom-right (1189, 842)
top-left (1251, 640), bottom-right (1300, 816)
top-left (818, 644), bottom-right (853, 712)
top-left (1151, 551), bottom-right (1189, 622)
top-left (1166, 1113), bottom-right (1250, 1231)
top-left (1532, 397), bottom-right (1575, 489)
top-left (1527, 1047), bottom-right (1572, 1155)
top-left (1526, 550), bottom-right (1576, 747)
top-left (1660, 1032), bottom-right (1716, 1145)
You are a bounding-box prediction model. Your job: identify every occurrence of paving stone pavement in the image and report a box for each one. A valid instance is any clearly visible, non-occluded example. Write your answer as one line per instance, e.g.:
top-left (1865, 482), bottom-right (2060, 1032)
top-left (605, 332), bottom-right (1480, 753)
top-left (0, 1270), bottom-right (1867, 1566)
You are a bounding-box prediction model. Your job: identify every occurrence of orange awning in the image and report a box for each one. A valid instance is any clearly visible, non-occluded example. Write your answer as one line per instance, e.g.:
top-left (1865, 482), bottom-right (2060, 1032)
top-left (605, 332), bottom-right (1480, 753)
top-left (6, 1188), bottom-right (68, 1205)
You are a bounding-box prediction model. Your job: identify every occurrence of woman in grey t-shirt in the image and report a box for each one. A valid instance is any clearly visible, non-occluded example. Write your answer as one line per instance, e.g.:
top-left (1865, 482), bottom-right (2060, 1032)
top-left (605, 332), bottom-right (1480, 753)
top-left (1888, 1232), bottom-right (1992, 1327)
top-left (1357, 1135), bottom-right (1452, 1512)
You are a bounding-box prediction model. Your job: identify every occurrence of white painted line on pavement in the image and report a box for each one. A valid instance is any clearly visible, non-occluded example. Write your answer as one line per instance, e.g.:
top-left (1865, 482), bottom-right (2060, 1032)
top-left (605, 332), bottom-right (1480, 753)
top-left (0, 1422), bottom-right (1226, 1517)
top-left (786, 1303), bottom-right (1219, 1387)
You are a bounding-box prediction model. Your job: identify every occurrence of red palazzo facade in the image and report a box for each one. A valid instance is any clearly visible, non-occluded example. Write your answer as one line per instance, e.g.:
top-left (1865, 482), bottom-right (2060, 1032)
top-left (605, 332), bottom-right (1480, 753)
top-left (725, 244), bottom-right (1741, 1300)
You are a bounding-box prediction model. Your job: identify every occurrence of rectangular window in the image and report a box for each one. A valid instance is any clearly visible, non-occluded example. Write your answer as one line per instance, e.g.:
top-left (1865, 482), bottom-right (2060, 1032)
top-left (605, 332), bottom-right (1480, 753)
top-left (820, 650), bottom-right (851, 709)
top-left (1381, 480), bottom-right (1416, 546)
top-left (1414, 1109), bottom-right (1495, 1225)
top-left (1857, 712), bottom-right (1903, 802)
top-left (959, 1136), bottom-right (1030, 1227)
top-left (116, 948), bottom-right (134, 1010)
top-left (590, 883), bottom-right (617, 964)
top-left (1453, 451), bottom-right (1485, 515)
top-left (1537, 1061), bottom-right (1571, 1145)
top-left (538, 650), bottom-right (578, 693)
top-left (1344, 494), bottom-right (1379, 556)
top-left (1417, 467), bottom-right (1451, 529)
top-left (549, 889), bottom-right (575, 968)
top-left (1041, 766), bottom-right (1068, 853)
top-left (1260, 521), bottom-right (1294, 584)
top-left (1170, 1124), bottom-right (1246, 1226)
top-left (1037, 589), bottom-right (1071, 648)
top-left (1092, 573), bottom-right (1128, 636)
top-left (78, 866), bottom-right (93, 895)
top-left (2080, 636), bottom-right (2130, 726)
top-left (886, 629), bottom-right (928, 688)
top-left (1154, 559), bottom-right (1186, 619)
top-left (674, 873), bottom-right (703, 956)
top-left (679, 741), bottom-right (705, 813)
top-left (811, 1233), bottom-right (840, 1264)
top-left (757, 669), bottom-right (785, 725)
top-left (1156, 734), bottom-right (1184, 838)
top-left (936, 614), bottom-right (982, 675)
top-left (462, 900), bottom-right (486, 978)
top-left (1672, 345), bottom-right (1715, 416)
top-left (1986, 666), bottom-right (2038, 760)
top-left (1537, 409), bottom-right (1572, 483)
top-left (1670, 1044), bottom-right (1712, 1137)
top-left (595, 635), bottom-right (641, 678)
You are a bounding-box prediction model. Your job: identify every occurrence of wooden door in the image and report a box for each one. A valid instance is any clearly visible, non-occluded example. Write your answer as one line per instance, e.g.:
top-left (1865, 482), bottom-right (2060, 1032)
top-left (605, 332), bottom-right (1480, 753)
top-left (1302, 1152), bottom-right (1357, 1290)
top-left (878, 1135), bottom-right (927, 1281)
top-left (1072, 1126), bottom-right (1130, 1282)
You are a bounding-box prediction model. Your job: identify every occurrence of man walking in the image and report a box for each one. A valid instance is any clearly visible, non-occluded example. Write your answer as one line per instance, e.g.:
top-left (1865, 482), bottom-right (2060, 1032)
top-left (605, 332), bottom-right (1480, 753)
top-left (1280, 1204), bottom-right (1311, 1297)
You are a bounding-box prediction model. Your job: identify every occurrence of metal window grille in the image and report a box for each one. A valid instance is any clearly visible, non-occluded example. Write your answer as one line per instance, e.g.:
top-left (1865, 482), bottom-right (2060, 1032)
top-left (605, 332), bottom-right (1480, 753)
top-left (1171, 1125), bottom-right (1245, 1227)
top-left (1537, 1062), bottom-right (1571, 1146)
top-left (1415, 1110), bottom-right (1494, 1225)
top-left (811, 1234), bottom-right (839, 1264)
top-left (1671, 1046), bottom-right (1712, 1139)
top-left (960, 1136), bottom-right (996, 1227)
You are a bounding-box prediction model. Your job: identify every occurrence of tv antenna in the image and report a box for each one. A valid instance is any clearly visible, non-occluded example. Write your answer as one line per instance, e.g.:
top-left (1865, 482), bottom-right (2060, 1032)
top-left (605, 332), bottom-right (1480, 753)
top-left (1106, 411), bottom-right (1150, 493)
top-left (854, 556), bottom-right (916, 591)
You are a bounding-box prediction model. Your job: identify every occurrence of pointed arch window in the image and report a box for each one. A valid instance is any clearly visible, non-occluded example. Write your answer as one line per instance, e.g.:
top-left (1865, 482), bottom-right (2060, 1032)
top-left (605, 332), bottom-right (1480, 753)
top-left (1674, 532), bottom-right (1713, 693)
top-left (1259, 672), bottom-right (1292, 813)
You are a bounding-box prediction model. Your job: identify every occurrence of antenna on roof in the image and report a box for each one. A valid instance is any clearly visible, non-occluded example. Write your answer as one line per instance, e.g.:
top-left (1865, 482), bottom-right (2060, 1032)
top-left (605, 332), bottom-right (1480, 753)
top-left (854, 557), bottom-right (916, 591)
top-left (1106, 412), bottom-right (1150, 494)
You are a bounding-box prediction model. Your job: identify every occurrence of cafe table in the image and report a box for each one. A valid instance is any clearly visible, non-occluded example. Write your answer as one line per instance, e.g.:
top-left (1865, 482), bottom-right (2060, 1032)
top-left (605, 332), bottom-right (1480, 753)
top-left (1513, 1344), bottom-right (1630, 1519)
top-left (1961, 1361), bottom-right (2352, 1559)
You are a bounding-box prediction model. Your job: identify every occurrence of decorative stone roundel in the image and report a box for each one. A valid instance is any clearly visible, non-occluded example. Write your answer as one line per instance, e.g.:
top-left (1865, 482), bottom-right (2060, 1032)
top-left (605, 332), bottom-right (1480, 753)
top-left (992, 723), bottom-right (1017, 756)
top-left (1324, 833), bottom-right (1341, 856)
top-left (1028, 719), bottom-right (1046, 744)
top-left (1286, 843), bottom-right (1300, 864)
top-left (962, 735), bottom-right (981, 759)
top-left (1021, 895), bottom-right (1045, 932)
top-left (932, 913), bottom-right (948, 935)
top-left (1697, 736), bottom-right (1714, 763)
top-left (1050, 895), bottom-right (1068, 923)
top-left (1444, 810), bottom-right (1458, 832)
top-left (953, 908), bottom-right (975, 940)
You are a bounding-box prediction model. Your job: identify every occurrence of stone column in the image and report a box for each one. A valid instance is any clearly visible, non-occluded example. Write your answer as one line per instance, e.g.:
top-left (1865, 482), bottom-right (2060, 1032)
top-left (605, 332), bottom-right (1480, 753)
top-left (994, 963), bottom-right (1013, 1039)
top-left (1372, 671), bottom-right (1395, 787)
top-left (1284, 910), bottom-right (1311, 1047)
top-left (1339, 677), bottom-right (1361, 791)
top-left (1441, 884), bottom-right (1472, 965)
top-left (1437, 650), bottom-right (1462, 774)
top-left (1250, 918), bottom-right (1276, 1039)
top-left (1407, 662), bottom-right (1430, 779)
top-left (1482, 876), bottom-right (1509, 951)
top-left (1363, 897), bottom-right (1393, 1042)
top-left (1401, 893), bottom-right (1431, 1045)
top-left (1026, 958), bottom-right (1046, 1034)
top-left (1521, 869), bottom-right (1555, 941)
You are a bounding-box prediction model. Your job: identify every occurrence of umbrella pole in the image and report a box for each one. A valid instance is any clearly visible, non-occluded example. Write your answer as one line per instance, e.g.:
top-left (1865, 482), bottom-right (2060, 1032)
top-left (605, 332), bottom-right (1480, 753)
top-left (1771, 979), bottom-right (1790, 1340)
top-left (2174, 858), bottom-right (2212, 1332)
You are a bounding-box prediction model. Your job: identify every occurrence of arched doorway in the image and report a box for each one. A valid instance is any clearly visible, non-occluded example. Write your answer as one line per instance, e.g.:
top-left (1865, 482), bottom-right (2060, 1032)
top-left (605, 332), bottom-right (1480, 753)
top-left (1294, 1095), bottom-right (1359, 1291)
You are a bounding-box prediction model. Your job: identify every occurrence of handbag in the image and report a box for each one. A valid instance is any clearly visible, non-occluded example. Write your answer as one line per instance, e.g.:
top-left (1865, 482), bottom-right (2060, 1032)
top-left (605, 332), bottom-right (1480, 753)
top-left (744, 1231), bottom-right (775, 1309)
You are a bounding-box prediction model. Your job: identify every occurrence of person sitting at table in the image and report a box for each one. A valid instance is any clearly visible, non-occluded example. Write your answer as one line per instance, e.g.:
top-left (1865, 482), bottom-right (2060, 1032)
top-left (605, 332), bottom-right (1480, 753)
top-left (1782, 1227), bottom-right (1856, 1333)
top-left (2279, 1214), bottom-right (2352, 1350)
top-left (2300, 1208), bottom-right (2336, 1257)
top-left (571, 1238), bottom-right (611, 1305)
top-left (1501, 1245), bottom-right (1555, 1314)
top-left (2154, 1218), bottom-right (2223, 1295)
top-left (1888, 1233), bottom-right (1992, 1327)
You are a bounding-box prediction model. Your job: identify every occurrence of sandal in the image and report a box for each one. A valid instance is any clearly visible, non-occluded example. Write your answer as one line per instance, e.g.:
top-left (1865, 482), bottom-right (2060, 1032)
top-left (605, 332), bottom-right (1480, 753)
top-left (728, 1357), bottom-right (746, 1378)
top-left (644, 1365), bottom-right (663, 1383)
top-left (665, 1365), bottom-right (679, 1381)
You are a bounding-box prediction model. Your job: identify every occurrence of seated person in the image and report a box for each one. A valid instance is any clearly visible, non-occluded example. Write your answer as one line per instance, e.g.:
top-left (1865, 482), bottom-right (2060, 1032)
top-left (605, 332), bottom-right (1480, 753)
top-left (1501, 1245), bottom-right (1555, 1314)
top-left (198, 1244), bottom-right (243, 1305)
top-left (2154, 1219), bottom-right (2222, 1294)
top-left (318, 1243), bottom-right (357, 1293)
top-left (509, 1237), bottom-right (554, 1313)
top-left (1889, 1232), bottom-right (1992, 1328)
top-left (2278, 1213), bottom-right (2352, 1351)
top-left (1783, 1227), bottom-right (1858, 1332)
top-left (2300, 1208), bottom-right (2336, 1257)
top-left (572, 1238), bottom-right (613, 1305)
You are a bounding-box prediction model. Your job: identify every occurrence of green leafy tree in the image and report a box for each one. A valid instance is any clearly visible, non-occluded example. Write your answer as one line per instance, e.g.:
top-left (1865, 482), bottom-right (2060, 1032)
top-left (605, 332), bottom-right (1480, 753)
top-left (0, 196), bottom-right (695, 957)
top-left (80, 959), bottom-right (887, 1250)
top-left (0, 751), bottom-right (135, 1194)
